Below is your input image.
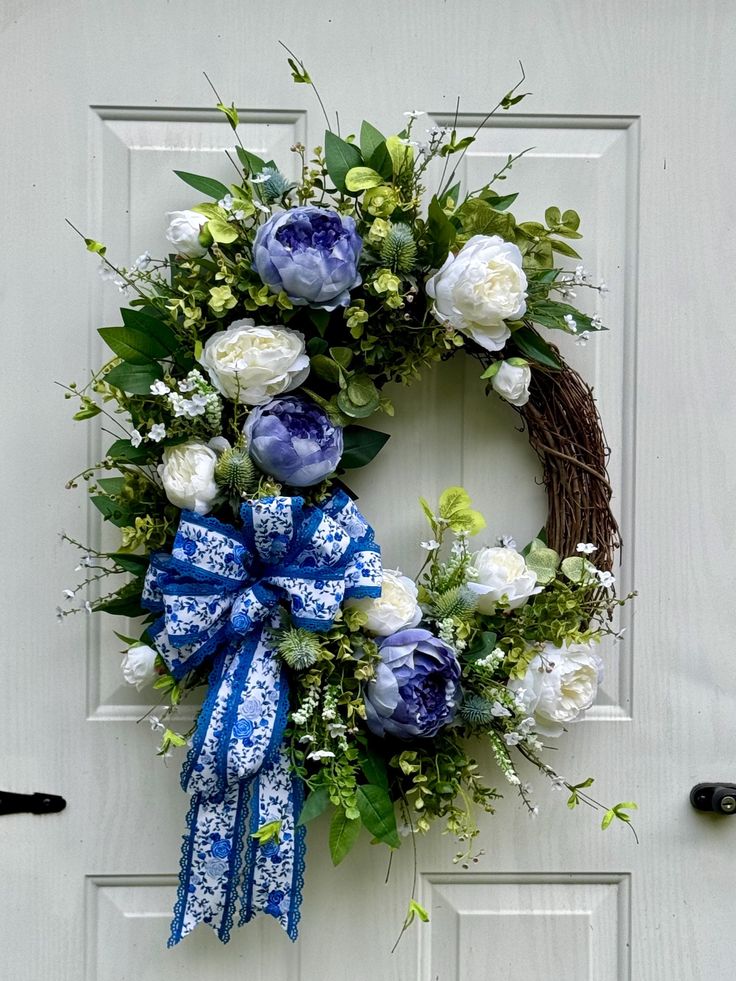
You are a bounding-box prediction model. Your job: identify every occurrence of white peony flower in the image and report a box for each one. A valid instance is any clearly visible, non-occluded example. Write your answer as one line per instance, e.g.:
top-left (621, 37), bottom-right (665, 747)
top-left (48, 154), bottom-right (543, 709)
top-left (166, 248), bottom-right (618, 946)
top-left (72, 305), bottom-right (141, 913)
top-left (508, 641), bottom-right (604, 737)
top-left (466, 546), bottom-right (541, 613)
top-left (158, 440), bottom-right (220, 514)
top-left (345, 569), bottom-right (423, 636)
top-left (165, 210), bottom-right (208, 258)
top-left (491, 360), bottom-right (531, 407)
top-left (121, 643), bottom-right (158, 690)
top-left (199, 319), bottom-right (310, 405)
top-left (426, 235), bottom-right (527, 352)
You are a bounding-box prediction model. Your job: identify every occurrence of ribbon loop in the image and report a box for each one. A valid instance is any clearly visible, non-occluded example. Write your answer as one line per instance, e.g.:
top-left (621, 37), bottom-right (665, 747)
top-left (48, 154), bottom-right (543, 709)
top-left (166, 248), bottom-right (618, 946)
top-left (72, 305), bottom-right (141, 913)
top-left (144, 491), bottom-right (381, 945)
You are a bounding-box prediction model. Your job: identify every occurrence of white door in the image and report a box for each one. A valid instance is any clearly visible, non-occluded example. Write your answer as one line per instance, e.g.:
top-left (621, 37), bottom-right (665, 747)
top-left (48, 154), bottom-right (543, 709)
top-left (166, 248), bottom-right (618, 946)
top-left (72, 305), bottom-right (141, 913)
top-left (3, 2), bottom-right (734, 978)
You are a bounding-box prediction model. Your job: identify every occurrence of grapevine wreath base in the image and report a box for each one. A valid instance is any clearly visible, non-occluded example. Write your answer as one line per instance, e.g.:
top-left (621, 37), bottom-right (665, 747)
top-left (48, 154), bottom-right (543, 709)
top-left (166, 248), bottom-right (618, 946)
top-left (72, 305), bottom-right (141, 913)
top-left (61, 53), bottom-right (633, 947)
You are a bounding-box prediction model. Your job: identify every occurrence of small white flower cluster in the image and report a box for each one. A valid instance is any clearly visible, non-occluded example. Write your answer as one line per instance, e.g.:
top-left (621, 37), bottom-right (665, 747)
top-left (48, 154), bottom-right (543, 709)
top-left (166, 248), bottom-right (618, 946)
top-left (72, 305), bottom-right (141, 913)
top-left (291, 685), bottom-right (319, 727)
top-left (473, 646), bottom-right (505, 672)
top-left (153, 369), bottom-right (222, 422)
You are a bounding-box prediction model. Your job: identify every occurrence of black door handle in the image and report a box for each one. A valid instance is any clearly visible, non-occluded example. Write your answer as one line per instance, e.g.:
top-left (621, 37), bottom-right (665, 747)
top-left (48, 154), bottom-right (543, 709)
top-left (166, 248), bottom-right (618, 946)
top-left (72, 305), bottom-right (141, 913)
top-left (0, 791), bottom-right (66, 816)
top-left (690, 783), bottom-right (736, 815)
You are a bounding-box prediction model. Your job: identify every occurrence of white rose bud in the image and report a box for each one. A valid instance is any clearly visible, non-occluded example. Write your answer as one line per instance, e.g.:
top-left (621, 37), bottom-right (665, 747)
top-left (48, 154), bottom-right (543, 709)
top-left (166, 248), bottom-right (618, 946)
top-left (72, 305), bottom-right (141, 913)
top-left (199, 319), bottom-right (310, 405)
top-left (165, 210), bottom-right (208, 258)
top-left (345, 569), bottom-right (423, 636)
top-left (426, 235), bottom-right (527, 352)
top-left (466, 546), bottom-right (541, 613)
top-left (121, 643), bottom-right (158, 690)
top-left (508, 641), bottom-right (604, 737)
top-left (158, 440), bottom-right (219, 514)
top-left (491, 359), bottom-right (532, 407)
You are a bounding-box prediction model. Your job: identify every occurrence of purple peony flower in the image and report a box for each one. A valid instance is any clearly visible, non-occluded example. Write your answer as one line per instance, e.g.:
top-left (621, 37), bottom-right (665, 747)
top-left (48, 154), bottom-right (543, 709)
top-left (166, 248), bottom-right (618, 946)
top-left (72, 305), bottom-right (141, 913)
top-left (363, 629), bottom-right (462, 739)
top-left (243, 395), bottom-right (344, 487)
top-left (253, 206), bottom-right (362, 310)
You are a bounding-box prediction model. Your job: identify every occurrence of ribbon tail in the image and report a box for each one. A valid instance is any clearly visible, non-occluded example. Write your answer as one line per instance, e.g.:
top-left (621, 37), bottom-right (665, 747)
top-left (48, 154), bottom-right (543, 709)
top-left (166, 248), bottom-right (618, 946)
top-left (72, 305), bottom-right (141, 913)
top-left (240, 748), bottom-right (306, 940)
top-left (168, 781), bottom-right (250, 947)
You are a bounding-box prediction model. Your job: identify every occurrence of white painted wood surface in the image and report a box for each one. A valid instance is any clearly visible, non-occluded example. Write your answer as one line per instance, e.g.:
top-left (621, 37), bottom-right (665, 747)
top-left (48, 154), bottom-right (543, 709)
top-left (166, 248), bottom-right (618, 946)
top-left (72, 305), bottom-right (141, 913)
top-left (2, 2), bottom-right (735, 977)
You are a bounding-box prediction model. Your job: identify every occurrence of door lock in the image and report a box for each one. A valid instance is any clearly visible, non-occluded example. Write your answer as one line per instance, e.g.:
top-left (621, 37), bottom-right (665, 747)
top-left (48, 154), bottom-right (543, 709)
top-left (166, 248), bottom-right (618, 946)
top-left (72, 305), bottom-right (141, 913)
top-left (690, 783), bottom-right (736, 815)
top-left (0, 791), bottom-right (66, 816)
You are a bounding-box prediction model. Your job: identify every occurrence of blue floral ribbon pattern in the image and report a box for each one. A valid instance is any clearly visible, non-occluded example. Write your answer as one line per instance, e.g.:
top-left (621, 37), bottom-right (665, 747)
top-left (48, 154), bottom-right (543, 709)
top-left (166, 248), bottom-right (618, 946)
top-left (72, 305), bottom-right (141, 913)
top-left (141, 490), bottom-right (382, 945)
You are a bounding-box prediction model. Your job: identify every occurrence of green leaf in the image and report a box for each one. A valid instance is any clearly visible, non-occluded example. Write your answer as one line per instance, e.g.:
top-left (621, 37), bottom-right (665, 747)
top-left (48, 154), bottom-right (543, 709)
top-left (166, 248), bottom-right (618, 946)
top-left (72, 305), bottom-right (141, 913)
top-left (216, 101), bottom-right (239, 130)
top-left (407, 899), bottom-right (429, 924)
top-left (385, 134), bottom-right (413, 176)
top-left (359, 748), bottom-right (390, 791)
top-left (106, 438), bottom-right (155, 464)
top-left (97, 477), bottom-right (125, 495)
top-left (439, 135), bottom-right (475, 157)
top-left (90, 495), bottom-right (132, 527)
top-left (356, 785), bottom-right (400, 848)
top-left (108, 552), bottom-right (149, 574)
top-left (340, 426), bottom-right (390, 469)
top-left (173, 170), bottom-right (229, 200)
top-left (306, 336), bottom-right (328, 356)
top-left (94, 581), bottom-right (145, 617)
top-left (418, 496), bottom-right (437, 531)
top-left (298, 787), bottom-right (330, 826)
top-left (329, 808), bottom-right (361, 866)
top-left (465, 630), bottom-right (498, 663)
top-left (426, 195), bottom-right (457, 266)
top-left (236, 146), bottom-right (266, 175)
top-left (324, 131), bottom-right (363, 193)
top-left (72, 403), bottom-right (101, 420)
top-left (524, 542), bottom-right (560, 585)
top-left (206, 218), bottom-right (238, 244)
top-left (457, 198), bottom-right (515, 239)
top-left (105, 362), bottom-right (163, 395)
top-left (560, 556), bottom-right (593, 584)
top-left (359, 121), bottom-right (385, 161)
top-left (440, 181), bottom-right (462, 209)
top-left (308, 308), bottom-right (331, 336)
top-left (438, 486), bottom-right (486, 535)
top-left (510, 326), bottom-right (562, 370)
top-left (480, 189), bottom-right (519, 212)
top-left (550, 239), bottom-right (582, 259)
top-left (310, 355), bottom-right (343, 385)
top-left (336, 375), bottom-right (380, 419)
top-left (121, 308), bottom-right (179, 354)
top-left (345, 166), bottom-right (384, 192)
top-left (250, 819), bottom-right (281, 845)
top-left (286, 56), bottom-right (311, 84)
top-left (601, 808), bottom-right (616, 830)
top-left (84, 238), bottom-right (106, 256)
top-left (562, 209), bottom-right (580, 231)
top-left (98, 327), bottom-right (171, 365)
top-left (367, 141), bottom-right (393, 180)
top-left (329, 346), bottom-right (354, 369)
top-left (545, 206), bottom-right (561, 228)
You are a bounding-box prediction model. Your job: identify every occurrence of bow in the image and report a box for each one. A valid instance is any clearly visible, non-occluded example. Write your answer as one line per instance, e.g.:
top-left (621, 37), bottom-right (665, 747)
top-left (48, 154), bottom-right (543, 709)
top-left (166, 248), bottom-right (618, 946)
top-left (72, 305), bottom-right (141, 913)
top-left (141, 490), bottom-right (382, 945)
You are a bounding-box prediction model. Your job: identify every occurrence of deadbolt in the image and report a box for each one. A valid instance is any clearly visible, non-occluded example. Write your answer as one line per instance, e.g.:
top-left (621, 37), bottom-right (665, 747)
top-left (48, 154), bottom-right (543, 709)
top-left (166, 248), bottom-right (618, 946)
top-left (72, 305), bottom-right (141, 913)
top-left (690, 783), bottom-right (736, 815)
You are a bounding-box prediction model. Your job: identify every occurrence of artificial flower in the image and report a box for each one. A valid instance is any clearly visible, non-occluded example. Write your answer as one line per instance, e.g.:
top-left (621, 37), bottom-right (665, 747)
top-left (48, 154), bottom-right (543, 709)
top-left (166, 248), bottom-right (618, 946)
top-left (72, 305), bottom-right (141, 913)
top-left (253, 206), bottom-right (362, 309)
top-left (165, 210), bottom-right (208, 258)
top-left (199, 319), bottom-right (309, 405)
top-left (158, 440), bottom-right (219, 514)
top-left (243, 395), bottom-right (343, 486)
top-left (426, 234), bottom-right (527, 351)
top-left (467, 545), bottom-right (541, 612)
top-left (345, 569), bottom-right (422, 636)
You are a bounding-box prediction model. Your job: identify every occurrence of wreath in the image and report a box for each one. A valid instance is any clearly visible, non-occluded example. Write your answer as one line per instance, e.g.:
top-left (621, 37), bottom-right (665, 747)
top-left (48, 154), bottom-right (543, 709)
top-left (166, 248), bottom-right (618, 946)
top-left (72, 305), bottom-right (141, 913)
top-left (61, 51), bottom-right (634, 948)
